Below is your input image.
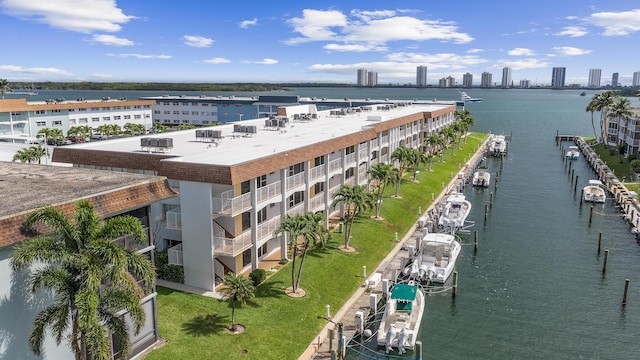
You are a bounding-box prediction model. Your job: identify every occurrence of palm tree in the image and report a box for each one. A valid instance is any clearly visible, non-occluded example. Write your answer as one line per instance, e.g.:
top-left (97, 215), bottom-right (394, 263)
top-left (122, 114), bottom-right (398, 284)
top-left (10, 200), bottom-right (155, 360)
top-left (273, 212), bottom-right (328, 294)
top-left (330, 184), bottom-right (374, 250)
top-left (221, 272), bottom-right (255, 331)
top-left (0, 78), bottom-right (11, 98)
top-left (367, 163), bottom-right (393, 218)
top-left (608, 97), bottom-right (633, 162)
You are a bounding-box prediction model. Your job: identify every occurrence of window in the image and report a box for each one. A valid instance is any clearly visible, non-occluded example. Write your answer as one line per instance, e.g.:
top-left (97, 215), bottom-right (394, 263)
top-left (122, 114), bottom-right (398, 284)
top-left (36, 121), bottom-right (46, 126)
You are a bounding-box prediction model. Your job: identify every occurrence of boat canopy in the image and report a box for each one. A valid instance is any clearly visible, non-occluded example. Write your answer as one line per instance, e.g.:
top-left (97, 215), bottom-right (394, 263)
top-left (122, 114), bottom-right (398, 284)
top-left (391, 284), bottom-right (417, 312)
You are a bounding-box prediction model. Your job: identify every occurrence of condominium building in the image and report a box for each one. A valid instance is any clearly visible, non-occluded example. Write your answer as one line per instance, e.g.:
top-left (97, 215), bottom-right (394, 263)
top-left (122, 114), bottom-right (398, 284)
top-left (588, 68), bottom-right (602, 88)
top-left (416, 66), bottom-right (428, 87)
top-left (0, 162), bottom-right (176, 359)
top-left (501, 67), bottom-right (512, 88)
top-left (52, 101), bottom-right (458, 293)
top-left (357, 68), bottom-right (369, 87)
top-left (551, 67), bottom-right (566, 88)
top-left (462, 73), bottom-right (473, 88)
top-left (611, 72), bottom-right (619, 87)
top-left (633, 71), bottom-right (640, 87)
top-left (0, 98), bottom-right (154, 142)
top-left (480, 72), bottom-right (493, 88)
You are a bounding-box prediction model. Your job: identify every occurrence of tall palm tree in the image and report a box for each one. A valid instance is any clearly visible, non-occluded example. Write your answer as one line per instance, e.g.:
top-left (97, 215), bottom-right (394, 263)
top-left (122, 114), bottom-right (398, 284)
top-left (367, 163), bottom-right (393, 218)
top-left (0, 78), bottom-right (11, 99)
top-left (221, 272), bottom-right (255, 331)
top-left (608, 97), bottom-right (633, 161)
top-left (330, 184), bottom-right (374, 250)
top-left (10, 200), bottom-right (155, 360)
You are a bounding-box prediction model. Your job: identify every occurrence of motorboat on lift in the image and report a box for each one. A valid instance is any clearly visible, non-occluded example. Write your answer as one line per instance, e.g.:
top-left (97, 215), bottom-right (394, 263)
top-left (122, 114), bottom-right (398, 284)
top-left (583, 179), bottom-right (606, 203)
top-left (438, 192), bottom-right (472, 233)
top-left (376, 282), bottom-right (425, 354)
top-left (404, 232), bottom-right (460, 284)
top-left (472, 168), bottom-right (491, 187)
top-left (565, 145), bottom-right (580, 160)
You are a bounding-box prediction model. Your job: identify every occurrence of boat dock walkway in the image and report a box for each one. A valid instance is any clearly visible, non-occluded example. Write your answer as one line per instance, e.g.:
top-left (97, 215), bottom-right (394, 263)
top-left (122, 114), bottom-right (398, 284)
top-left (301, 135), bottom-right (491, 360)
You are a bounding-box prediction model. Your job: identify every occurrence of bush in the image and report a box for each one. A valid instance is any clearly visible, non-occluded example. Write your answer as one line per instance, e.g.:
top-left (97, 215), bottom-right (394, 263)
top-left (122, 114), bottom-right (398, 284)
top-left (249, 268), bottom-right (267, 286)
top-left (155, 250), bottom-right (185, 283)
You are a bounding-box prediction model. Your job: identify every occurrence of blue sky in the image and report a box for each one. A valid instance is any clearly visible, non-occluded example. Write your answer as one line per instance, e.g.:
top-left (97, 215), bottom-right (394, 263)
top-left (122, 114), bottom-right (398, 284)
top-left (1, 0), bottom-right (639, 86)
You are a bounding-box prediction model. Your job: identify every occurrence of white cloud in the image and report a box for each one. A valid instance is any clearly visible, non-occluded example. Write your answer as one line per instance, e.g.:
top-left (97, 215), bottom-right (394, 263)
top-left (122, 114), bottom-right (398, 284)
top-left (239, 18), bottom-right (258, 29)
top-left (1, 0), bottom-right (135, 33)
top-left (183, 35), bottom-right (214, 48)
top-left (107, 53), bottom-right (172, 59)
top-left (507, 48), bottom-right (535, 56)
top-left (285, 8), bottom-right (473, 50)
top-left (552, 46), bottom-right (591, 56)
top-left (90, 34), bottom-right (134, 46)
top-left (586, 9), bottom-right (640, 36)
top-left (324, 43), bottom-right (387, 52)
top-left (0, 64), bottom-right (72, 75)
top-left (554, 26), bottom-right (588, 37)
top-left (203, 57), bottom-right (231, 64)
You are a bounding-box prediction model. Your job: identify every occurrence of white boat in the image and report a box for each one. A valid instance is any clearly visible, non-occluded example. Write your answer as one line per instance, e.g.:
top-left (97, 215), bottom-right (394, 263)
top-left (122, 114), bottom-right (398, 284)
top-left (472, 168), bottom-right (491, 187)
top-left (459, 91), bottom-right (482, 102)
top-left (376, 282), bottom-right (425, 354)
top-left (438, 192), bottom-right (472, 233)
top-left (565, 145), bottom-right (580, 160)
top-left (488, 135), bottom-right (507, 156)
top-left (583, 179), bottom-right (606, 203)
top-left (404, 232), bottom-right (460, 284)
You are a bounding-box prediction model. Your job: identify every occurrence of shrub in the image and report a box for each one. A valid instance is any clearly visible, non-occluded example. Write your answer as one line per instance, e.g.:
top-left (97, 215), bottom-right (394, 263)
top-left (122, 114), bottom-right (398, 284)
top-left (155, 249), bottom-right (185, 283)
top-left (249, 268), bottom-right (267, 286)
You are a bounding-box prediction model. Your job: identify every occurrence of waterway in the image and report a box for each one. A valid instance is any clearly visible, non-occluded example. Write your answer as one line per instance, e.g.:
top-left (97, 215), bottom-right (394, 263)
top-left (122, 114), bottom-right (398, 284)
top-left (4, 87), bottom-right (640, 359)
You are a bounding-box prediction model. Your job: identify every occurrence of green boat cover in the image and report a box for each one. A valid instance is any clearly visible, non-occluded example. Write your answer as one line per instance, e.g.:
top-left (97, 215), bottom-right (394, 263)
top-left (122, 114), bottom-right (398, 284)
top-left (390, 284), bottom-right (417, 312)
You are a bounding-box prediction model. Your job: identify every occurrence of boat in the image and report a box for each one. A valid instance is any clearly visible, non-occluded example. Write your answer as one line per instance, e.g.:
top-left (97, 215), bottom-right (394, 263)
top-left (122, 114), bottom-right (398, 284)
top-left (404, 232), bottom-right (461, 284)
top-left (472, 168), bottom-right (491, 187)
top-left (583, 179), bottom-right (606, 203)
top-left (459, 91), bottom-right (482, 103)
top-left (438, 192), bottom-right (472, 233)
top-left (376, 282), bottom-right (425, 354)
top-left (488, 134), bottom-right (507, 156)
top-left (565, 145), bottom-right (580, 160)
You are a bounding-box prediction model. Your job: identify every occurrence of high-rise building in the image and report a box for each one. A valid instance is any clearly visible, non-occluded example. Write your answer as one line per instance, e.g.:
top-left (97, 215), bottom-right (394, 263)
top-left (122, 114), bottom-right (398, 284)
top-left (480, 72), bottom-right (493, 88)
top-left (633, 71), bottom-right (640, 87)
top-left (357, 68), bottom-right (368, 87)
top-left (462, 72), bottom-right (473, 87)
top-left (588, 69), bottom-right (602, 88)
top-left (367, 71), bottom-right (378, 87)
top-left (611, 72), bottom-right (619, 87)
top-left (520, 79), bottom-right (530, 88)
top-left (551, 67), bottom-right (566, 88)
top-left (501, 67), bottom-right (512, 88)
top-left (416, 66), bottom-right (428, 87)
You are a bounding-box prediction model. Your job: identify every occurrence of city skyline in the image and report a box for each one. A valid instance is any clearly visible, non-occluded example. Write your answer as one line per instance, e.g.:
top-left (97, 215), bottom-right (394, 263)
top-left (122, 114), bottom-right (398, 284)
top-left (1, 1), bottom-right (639, 85)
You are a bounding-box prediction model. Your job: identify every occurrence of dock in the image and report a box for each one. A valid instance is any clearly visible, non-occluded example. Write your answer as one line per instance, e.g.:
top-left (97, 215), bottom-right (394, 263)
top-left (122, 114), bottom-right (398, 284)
top-left (300, 135), bottom-right (492, 360)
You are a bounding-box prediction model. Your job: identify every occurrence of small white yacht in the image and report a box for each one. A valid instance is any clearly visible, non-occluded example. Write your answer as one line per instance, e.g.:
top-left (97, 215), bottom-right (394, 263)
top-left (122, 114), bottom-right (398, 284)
top-left (377, 282), bottom-right (425, 354)
top-left (438, 193), bottom-right (472, 233)
top-left (565, 145), bottom-right (580, 160)
top-left (583, 179), bottom-right (606, 203)
top-left (404, 232), bottom-right (461, 284)
top-left (472, 168), bottom-right (491, 187)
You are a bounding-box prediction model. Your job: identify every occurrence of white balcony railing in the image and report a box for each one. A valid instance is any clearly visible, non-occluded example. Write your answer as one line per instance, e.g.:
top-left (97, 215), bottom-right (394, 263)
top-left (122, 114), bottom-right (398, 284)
top-left (167, 243), bottom-right (183, 266)
top-left (286, 171), bottom-right (306, 190)
top-left (212, 192), bottom-right (252, 215)
top-left (256, 217), bottom-right (282, 241)
top-left (214, 230), bottom-right (253, 256)
top-left (257, 181), bottom-right (281, 204)
top-left (310, 165), bottom-right (326, 181)
top-left (166, 207), bottom-right (181, 229)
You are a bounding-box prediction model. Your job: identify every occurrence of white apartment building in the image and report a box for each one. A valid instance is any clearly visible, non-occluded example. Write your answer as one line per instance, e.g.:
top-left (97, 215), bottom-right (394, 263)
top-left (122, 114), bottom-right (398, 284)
top-left (53, 101), bottom-right (458, 293)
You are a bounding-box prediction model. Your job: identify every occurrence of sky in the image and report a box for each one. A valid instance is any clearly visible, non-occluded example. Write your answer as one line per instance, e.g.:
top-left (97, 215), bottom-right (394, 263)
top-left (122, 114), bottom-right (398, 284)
top-left (0, 0), bottom-right (639, 86)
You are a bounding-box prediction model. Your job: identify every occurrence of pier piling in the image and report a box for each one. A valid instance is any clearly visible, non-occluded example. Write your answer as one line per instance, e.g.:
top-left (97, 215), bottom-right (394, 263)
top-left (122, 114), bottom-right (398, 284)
top-left (623, 279), bottom-right (630, 305)
top-left (603, 249), bottom-right (609, 274)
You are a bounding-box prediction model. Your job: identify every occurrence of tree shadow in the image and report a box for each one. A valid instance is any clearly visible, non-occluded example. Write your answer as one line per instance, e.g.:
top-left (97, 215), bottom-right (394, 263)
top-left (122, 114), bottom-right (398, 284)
top-left (181, 313), bottom-right (230, 336)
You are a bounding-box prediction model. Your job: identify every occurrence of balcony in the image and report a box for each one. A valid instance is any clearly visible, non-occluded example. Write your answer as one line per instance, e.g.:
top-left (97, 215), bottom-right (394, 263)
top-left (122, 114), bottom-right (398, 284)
top-left (167, 243), bottom-right (183, 266)
top-left (257, 181), bottom-right (281, 204)
top-left (214, 230), bottom-right (253, 256)
top-left (310, 165), bottom-right (326, 181)
top-left (256, 217), bottom-right (281, 242)
top-left (212, 190), bottom-right (252, 216)
top-left (166, 208), bottom-right (181, 229)
top-left (286, 172), bottom-right (306, 191)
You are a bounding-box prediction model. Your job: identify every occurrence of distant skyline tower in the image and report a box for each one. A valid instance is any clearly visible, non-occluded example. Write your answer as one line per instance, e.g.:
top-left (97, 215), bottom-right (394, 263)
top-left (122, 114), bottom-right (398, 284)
top-left (501, 67), bottom-right (512, 88)
top-left (367, 71), bottom-right (378, 87)
top-left (551, 67), bottom-right (566, 88)
top-left (357, 68), bottom-right (368, 87)
top-left (416, 66), bottom-right (428, 87)
top-left (480, 72), bottom-right (493, 88)
top-left (611, 72), bottom-right (619, 87)
top-left (633, 71), bottom-right (640, 87)
top-left (462, 72), bottom-right (473, 87)
top-left (588, 68), bottom-right (602, 88)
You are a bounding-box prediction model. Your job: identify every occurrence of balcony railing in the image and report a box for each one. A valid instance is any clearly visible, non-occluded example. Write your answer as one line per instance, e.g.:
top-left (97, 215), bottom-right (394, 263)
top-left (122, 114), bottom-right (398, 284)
top-left (286, 171), bottom-right (306, 190)
top-left (287, 202), bottom-right (305, 217)
top-left (310, 165), bottom-right (326, 181)
top-left (328, 158), bottom-right (342, 174)
top-left (167, 243), bottom-right (183, 266)
top-left (166, 208), bottom-right (181, 229)
top-left (257, 181), bottom-right (281, 204)
top-left (214, 230), bottom-right (253, 256)
top-left (212, 192), bottom-right (252, 215)
top-left (256, 217), bottom-right (281, 241)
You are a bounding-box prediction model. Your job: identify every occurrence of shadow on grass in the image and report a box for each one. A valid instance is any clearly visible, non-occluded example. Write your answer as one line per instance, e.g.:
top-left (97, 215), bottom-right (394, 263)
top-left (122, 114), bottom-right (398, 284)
top-left (182, 313), bottom-right (230, 336)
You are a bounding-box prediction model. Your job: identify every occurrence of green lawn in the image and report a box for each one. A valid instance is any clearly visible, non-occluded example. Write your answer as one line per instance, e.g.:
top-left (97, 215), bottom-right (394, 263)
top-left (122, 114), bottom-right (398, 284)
top-left (146, 134), bottom-right (486, 360)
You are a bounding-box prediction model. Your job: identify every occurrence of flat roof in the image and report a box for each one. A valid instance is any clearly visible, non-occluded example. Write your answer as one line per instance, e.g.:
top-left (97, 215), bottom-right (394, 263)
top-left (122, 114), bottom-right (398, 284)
top-left (59, 102), bottom-right (454, 167)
